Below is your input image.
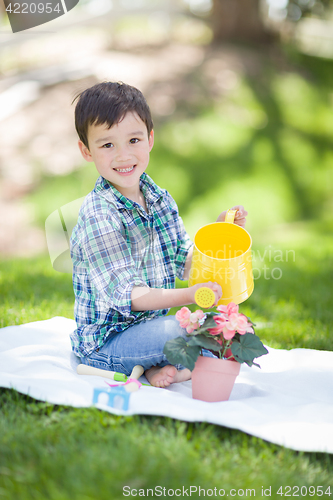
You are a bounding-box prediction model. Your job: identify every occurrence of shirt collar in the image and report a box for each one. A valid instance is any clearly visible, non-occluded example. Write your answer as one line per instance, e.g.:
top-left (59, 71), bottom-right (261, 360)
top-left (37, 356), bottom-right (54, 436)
top-left (94, 173), bottom-right (164, 211)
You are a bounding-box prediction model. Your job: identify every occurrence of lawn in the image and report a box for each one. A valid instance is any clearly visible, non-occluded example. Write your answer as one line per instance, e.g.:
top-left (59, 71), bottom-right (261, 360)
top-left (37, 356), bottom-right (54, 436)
top-left (1, 230), bottom-right (333, 498)
top-left (1, 45), bottom-right (333, 498)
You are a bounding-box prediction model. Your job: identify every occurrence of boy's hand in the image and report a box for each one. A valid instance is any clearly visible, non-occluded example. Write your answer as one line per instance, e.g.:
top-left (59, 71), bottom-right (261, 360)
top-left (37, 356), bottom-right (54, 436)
top-left (189, 282), bottom-right (222, 307)
top-left (216, 205), bottom-right (248, 228)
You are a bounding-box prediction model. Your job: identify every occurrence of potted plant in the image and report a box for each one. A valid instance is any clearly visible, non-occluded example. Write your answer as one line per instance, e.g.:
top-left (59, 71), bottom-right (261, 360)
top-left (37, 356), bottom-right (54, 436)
top-left (163, 303), bottom-right (268, 402)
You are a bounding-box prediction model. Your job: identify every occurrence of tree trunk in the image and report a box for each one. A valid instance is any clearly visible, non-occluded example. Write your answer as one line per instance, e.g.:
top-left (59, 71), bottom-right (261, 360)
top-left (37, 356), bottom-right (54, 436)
top-left (211, 0), bottom-right (270, 42)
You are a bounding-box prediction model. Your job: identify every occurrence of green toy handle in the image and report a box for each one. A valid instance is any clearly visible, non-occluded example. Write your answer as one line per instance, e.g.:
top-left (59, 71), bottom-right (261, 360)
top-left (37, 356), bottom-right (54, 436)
top-left (114, 372), bottom-right (128, 382)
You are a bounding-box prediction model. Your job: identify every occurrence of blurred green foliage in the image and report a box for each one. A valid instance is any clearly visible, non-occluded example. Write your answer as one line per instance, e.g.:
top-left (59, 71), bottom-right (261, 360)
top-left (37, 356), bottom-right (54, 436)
top-left (148, 53), bottom-right (333, 239)
top-left (26, 50), bottom-right (333, 246)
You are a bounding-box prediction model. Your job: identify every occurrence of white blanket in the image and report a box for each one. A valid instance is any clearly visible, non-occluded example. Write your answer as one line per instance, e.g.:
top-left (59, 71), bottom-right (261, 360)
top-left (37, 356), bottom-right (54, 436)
top-left (1, 317), bottom-right (332, 453)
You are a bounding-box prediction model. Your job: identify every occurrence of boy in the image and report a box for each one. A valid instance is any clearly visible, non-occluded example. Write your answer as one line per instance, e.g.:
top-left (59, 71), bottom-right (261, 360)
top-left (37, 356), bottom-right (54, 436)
top-left (70, 81), bottom-right (247, 388)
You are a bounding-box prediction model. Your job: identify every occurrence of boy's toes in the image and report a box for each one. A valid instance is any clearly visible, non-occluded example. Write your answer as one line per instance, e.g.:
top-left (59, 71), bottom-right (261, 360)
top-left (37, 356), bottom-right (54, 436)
top-left (145, 365), bottom-right (178, 387)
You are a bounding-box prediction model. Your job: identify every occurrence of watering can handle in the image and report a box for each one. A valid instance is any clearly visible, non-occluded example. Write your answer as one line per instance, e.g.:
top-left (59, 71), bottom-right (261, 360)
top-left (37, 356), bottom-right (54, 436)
top-left (225, 209), bottom-right (237, 223)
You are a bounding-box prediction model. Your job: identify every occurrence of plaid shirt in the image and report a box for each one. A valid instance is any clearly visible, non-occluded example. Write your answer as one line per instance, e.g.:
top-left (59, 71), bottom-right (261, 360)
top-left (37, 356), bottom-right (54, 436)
top-left (70, 173), bottom-right (193, 357)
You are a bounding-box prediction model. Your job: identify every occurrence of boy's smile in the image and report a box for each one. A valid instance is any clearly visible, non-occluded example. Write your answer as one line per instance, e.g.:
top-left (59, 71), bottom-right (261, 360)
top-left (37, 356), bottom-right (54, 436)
top-left (78, 112), bottom-right (154, 203)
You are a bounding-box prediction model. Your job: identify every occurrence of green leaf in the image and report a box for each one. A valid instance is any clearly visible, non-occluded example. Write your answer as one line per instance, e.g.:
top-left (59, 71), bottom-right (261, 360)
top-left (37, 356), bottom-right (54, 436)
top-left (242, 359), bottom-right (261, 368)
top-left (205, 311), bottom-right (219, 319)
top-left (189, 316), bottom-right (218, 335)
top-left (187, 334), bottom-right (222, 351)
top-left (231, 332), bottom-right (268, 365)
top-left (163, 337), bottom-right (201, 371)
top-left (242, 314), bottom-right (256, 327)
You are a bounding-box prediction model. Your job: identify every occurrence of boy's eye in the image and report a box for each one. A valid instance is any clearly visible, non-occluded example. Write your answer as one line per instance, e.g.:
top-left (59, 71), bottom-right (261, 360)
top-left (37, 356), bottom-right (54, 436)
top-left (130, 138), bottom-right (139, 144)
top-left (102, 143), bottom-right (113, 148)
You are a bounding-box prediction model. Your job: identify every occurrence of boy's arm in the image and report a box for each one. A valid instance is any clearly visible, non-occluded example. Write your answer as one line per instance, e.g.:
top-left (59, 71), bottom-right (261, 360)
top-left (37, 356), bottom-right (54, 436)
top-left (131, 281), bottom-right (221, 312)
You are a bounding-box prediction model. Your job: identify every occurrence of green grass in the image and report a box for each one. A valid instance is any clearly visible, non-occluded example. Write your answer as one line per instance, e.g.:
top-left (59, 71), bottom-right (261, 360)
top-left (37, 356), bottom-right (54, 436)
top-left (1, 388), bottom-right (332, 500)
top-left (2, 45), bottom-right (333, 498)
top-left (1, 232), bottom-right (333, 498)
top-left (0, 256), bottom-right (74, 329)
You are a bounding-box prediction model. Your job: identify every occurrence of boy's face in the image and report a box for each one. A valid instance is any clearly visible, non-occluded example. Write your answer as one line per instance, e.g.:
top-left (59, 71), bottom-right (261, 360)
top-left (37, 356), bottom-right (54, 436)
top-left (78, 112), bottom-right (154, 198)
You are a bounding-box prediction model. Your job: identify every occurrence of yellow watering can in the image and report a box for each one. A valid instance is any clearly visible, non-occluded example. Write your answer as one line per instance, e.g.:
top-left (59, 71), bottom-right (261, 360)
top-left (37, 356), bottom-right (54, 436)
top-left (189, 209), bottom-right (254, 306)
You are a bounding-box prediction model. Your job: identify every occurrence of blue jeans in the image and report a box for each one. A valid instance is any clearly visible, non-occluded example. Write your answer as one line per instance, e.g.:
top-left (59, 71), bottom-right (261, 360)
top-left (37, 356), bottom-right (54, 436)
top-left (80, 315), bottom-right (215, 376)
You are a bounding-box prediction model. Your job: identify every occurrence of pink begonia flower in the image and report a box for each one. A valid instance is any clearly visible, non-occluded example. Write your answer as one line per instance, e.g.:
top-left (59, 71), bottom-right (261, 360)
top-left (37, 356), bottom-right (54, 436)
top-left (238, 314), bottom-right (254, 334)
top-left (219, 311), bottom-right (252, 340)
top-left (208, 316), bottom-right (228, 335)
top-left (194, 309), bottom-right (205, 321)
top-left (176, 307), bottom-right (205, 334)
top-left (227, 313), bottom-right (249, 335)
top-left (175, 307), bottom-right (191, 329)
top-left (222, 326), bottom-right (236, 340)
top-left (227, 303), bottom-right (239, 315)
top-left (186, 310), bottom-right (205, 333)
top-left (217, 302), bottom-right (239, 316)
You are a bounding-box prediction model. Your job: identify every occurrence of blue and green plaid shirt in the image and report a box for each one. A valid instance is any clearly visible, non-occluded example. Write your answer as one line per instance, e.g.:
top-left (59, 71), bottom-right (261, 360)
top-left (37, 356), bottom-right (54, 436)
top-left (70, 173), bottom-right (193, 357)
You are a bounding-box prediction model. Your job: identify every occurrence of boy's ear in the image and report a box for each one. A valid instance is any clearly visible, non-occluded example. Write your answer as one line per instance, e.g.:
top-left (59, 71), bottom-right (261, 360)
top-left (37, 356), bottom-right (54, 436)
top-left (148, 130), bottom-right (154, 152)
top-left (78, 140), bottom-right (93, 162)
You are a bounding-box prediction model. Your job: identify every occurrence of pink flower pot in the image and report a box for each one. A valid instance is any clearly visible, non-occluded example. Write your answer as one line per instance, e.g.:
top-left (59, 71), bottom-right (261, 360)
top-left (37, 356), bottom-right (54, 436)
top-left (192, 356), bottom-right (240, 402)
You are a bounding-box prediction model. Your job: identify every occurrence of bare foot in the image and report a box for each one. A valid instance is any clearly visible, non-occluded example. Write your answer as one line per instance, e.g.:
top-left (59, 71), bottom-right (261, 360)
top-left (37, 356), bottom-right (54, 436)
top-left (145, 365), bottom-right (191, 388)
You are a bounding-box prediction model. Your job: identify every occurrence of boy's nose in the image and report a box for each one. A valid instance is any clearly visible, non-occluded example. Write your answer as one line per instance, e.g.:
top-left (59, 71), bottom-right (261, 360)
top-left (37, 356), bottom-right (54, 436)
top-left (115, 145), bottom-right (131, 161)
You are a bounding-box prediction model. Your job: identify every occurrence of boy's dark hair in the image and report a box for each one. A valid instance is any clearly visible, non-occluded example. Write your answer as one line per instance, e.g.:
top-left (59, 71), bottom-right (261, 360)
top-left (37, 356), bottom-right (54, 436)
top-left (73, 81), bottom-right (153, 149)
